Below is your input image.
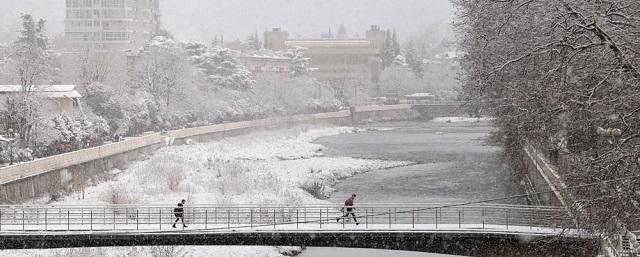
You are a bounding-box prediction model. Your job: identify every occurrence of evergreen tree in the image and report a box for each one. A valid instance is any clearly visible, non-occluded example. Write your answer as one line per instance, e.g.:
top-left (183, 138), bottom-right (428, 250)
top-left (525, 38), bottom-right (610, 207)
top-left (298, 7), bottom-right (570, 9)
top-left (246, 33), bottom-right (261, 51)
top-left (337, 24), bottom-right (348, 39)
top-left (392, 29), bottom-right (401, 57)
top-left (381, 29), bottom-right (395, 69)
top-left (404, 40), bottom-right (423, 78)
top-left (191, 47), bottom-right (255, 91)
top-left (287, 47), bottom-right (315, 77)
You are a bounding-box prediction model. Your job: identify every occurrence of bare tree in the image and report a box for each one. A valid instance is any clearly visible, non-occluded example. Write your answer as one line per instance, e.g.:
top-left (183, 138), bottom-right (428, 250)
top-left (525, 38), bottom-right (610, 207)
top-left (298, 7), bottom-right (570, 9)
top-left (77, 49), bottom-right (115, 86)
top-left (132, 36), bottom-right (189, 111)
top-left (452, 0), bottom-right (640, 234)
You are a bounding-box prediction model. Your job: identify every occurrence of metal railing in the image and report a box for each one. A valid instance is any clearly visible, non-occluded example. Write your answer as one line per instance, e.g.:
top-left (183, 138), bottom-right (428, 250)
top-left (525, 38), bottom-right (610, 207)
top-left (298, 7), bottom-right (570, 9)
top-left (0, 204), bottom-right (574, 234)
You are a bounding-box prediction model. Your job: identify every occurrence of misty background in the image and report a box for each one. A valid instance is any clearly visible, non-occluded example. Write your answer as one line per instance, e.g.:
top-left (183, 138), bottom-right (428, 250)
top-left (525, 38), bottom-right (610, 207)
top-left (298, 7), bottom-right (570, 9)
top-left (0, 0), bottom-right (455, 43)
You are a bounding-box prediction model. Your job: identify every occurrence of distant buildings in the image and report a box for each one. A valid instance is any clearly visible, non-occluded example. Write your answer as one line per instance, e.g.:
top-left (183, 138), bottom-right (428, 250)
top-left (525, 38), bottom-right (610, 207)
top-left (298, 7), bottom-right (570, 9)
top-left (263, 25), bottom-right (386, 89)
top-left (65, 0), bottom-right (161, 51)
top-left (0, 85), bottom-right (82, 114)
top-left (61, 0), bottom-right (162, 84)
top-left (238, 55), bottom-right (291, 78)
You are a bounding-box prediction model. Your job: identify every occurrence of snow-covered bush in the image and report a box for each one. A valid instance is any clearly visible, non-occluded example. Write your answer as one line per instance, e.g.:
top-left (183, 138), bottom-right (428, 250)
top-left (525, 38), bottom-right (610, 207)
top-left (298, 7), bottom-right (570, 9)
top-left (277, 246), bottom-right (304, 256)
top-left (149, 246), bottom-right (188, 257)
top-left (137, 153), bottom-right (189, 193)
top-left (0, 147), bottom-right (33, 164)
top-left (51, 114), bottom-right (110, 149)
top-left (101, 183), bottom-right (140, 205)
top-left (301, 176), bottom-right (330, 200)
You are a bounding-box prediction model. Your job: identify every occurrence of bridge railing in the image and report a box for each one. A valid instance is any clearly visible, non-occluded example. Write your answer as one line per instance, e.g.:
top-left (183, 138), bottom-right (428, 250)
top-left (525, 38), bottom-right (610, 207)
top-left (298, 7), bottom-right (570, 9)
top-left (0, 204), bottom-right (574, 233)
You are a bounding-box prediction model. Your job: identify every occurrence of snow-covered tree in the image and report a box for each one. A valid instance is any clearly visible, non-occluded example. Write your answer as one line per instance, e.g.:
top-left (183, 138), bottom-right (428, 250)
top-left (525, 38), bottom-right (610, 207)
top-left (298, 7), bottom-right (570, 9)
top-left (392, 55), bottom-right (407, 68)
top-left (392, 29), bottom-right (401, 58)
top-left (381, 30), bottom-right (395, 69)
top-left (1, 14), bottom-right (51, 144)
top-left (12, 14), bottom-right (48, 92)
top-left (287, 47), bottom-right (315, 77)
top-left (184, 42), bottom-right (207, 57)
top-left (77, 49), bottom-right (114, 86)
top-left (453, 0), bottom-right (640, 234)
top-left (246, 31), bottom-right (262, 50)
top-left (380, 62), bottom-right (419, 97)
top-left (132, 36), bottom-right (189, 110)
top-left (404, 40), bottom-right (424, 78)
top-left (191, 47), bottom-right (255, 91)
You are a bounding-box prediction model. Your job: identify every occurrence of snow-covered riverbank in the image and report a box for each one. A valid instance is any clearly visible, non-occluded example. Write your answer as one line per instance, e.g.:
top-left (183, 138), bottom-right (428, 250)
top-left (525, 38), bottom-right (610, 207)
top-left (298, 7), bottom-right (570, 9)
top-left (3, 125), bottom-right (409, 257)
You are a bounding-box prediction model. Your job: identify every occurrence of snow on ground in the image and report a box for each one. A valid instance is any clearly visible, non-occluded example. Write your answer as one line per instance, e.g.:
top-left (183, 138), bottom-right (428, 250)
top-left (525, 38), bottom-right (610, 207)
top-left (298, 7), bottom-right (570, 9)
top-left (432, 116), bottom-right (494, 123)
top-left (4, 125), bottom-right (409, 257)
top-left (3, 246), bottom-right (299, 257)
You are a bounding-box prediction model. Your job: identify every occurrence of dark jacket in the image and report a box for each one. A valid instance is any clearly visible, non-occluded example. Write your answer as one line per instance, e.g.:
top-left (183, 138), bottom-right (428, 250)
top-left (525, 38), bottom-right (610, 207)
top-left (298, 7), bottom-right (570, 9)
top-left (174, 203), bottom-right (184, 217)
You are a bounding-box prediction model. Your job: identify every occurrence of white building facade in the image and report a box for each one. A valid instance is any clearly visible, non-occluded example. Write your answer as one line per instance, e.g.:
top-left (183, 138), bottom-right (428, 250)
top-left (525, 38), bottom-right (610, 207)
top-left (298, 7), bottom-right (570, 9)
top-left (65, 0), bottom-right (160, 50)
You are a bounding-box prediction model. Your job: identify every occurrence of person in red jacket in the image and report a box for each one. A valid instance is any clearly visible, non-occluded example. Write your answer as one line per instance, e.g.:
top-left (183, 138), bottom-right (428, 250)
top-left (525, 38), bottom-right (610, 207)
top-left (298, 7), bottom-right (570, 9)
top-left (337, 193), bottom-right (359, 225)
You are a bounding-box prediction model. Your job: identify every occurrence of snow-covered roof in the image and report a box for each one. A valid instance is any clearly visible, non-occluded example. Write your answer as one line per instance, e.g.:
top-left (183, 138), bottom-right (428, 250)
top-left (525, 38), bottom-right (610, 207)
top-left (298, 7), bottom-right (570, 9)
top-left (0, 85), bottom-right (82, 98)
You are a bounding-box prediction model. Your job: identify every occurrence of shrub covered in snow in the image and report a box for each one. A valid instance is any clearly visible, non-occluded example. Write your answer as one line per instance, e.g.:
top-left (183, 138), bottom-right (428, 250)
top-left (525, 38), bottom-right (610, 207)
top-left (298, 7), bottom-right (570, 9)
top-left (301, 176), bottom-right (330, 200)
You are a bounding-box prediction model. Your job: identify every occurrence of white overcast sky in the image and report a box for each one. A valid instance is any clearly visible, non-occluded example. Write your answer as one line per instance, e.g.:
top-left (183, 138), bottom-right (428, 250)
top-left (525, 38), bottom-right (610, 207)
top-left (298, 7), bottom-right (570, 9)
top-left (0, 0), bottom-right (455, 43)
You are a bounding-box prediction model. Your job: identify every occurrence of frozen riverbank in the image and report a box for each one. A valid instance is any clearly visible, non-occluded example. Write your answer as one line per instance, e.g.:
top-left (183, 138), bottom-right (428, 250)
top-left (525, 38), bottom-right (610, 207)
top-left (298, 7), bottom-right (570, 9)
top-left (3, 125), bottom-right (409, 257)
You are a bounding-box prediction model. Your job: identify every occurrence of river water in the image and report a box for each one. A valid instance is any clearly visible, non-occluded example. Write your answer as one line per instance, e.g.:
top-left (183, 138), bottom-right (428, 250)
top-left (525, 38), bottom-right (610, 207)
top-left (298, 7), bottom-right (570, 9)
top-left (300, 120), bottom-right (524, 257)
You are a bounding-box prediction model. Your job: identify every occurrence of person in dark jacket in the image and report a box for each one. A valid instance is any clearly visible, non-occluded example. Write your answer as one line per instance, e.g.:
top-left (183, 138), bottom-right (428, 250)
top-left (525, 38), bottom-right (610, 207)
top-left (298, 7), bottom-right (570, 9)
top-left (172, 199), bottom-right (187, 228)
top-left (337, 193), bottom-right (359, 225)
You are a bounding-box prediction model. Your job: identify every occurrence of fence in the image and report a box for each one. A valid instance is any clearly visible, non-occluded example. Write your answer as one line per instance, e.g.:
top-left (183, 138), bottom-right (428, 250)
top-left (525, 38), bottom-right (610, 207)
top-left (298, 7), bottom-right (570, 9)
top-left (0, 203), bottom-right (573, 233)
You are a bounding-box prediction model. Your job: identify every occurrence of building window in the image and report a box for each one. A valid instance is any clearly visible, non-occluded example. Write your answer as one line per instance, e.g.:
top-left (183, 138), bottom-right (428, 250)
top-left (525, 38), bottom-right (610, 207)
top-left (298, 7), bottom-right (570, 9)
top-left (103, 32), bottom-right (129, 41)
top-left (66, 0), bottom-right (93, 8)
top-left (101, 9), bottom-right (126, 18)
top-left (66, 32), bottom-right (92, 41)
top-left (67, 9), bottom-right (93, 19)
top-left (101, 0), bottom-right (124, 8)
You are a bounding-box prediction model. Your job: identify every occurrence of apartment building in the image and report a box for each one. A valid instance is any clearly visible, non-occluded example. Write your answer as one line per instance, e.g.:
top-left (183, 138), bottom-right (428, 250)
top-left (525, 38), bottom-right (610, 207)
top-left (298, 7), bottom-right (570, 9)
top-left (65, 0), bottom-right (160, 50)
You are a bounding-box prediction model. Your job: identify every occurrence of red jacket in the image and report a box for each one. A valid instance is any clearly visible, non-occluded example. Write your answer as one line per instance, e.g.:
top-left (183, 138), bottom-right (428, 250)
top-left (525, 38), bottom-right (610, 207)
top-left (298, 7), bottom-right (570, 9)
top-left (345, 197), bottom-right (354, 206)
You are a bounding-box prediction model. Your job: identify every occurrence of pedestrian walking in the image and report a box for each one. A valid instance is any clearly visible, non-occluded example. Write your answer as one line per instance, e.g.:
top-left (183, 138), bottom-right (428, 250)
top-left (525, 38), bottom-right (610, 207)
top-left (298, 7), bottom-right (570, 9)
top-left (337, 193), bottom-right (359, 225)
top-left (172, 199), bottom-right (188, 228)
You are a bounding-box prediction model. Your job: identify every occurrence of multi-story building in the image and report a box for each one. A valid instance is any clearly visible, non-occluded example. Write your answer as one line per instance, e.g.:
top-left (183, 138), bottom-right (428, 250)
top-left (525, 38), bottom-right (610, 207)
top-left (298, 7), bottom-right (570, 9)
top-left (264, 25), bottom-right (386, 93)
top-left (238, 55), bottom-right (291, 78)
top-left (65, 0), bottom-right (160, 50)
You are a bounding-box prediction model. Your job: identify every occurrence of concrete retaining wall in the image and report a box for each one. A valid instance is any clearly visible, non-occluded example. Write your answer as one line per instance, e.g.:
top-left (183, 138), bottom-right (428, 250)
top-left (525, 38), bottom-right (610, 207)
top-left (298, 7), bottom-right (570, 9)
top-left (0, 105), bottom-right (411, 203)
top-left (411, 103), bottom-right (462, 120)
top-left (521, 141), bottom-right (569, 207)
top-left (0, 135), bottom-right (162, 203)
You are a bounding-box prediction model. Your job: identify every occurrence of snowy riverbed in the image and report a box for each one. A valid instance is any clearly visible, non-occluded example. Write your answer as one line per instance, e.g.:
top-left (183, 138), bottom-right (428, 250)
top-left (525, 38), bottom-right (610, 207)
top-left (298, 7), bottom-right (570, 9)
top-left (2, 125), bottom-right (410, 257)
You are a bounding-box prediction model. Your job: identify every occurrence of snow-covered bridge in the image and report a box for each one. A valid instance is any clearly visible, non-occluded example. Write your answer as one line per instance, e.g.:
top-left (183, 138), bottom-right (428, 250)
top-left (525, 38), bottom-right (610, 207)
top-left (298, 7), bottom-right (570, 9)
top-left (0, 204), bottom-right (599, 256)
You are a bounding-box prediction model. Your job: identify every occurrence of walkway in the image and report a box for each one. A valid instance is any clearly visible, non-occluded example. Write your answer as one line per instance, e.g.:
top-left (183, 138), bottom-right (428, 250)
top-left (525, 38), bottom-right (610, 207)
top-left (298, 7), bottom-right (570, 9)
top-left (0, 203), bottom-right (599, 256)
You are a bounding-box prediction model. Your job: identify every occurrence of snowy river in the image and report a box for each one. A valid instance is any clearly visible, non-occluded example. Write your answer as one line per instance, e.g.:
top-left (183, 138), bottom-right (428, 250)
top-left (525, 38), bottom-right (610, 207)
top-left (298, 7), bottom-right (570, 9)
top-left (301, 120), bottom-right (524, 257)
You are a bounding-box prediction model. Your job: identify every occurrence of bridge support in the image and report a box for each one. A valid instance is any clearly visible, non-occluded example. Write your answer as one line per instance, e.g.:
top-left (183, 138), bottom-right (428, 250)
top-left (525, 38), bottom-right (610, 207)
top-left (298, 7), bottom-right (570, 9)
top-left (0, 232), bottom-right (599, 257)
